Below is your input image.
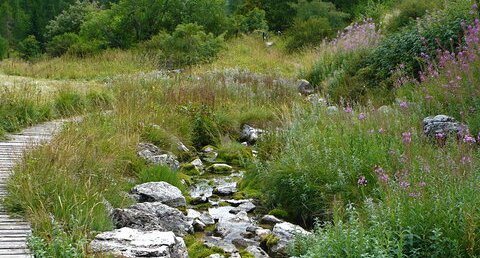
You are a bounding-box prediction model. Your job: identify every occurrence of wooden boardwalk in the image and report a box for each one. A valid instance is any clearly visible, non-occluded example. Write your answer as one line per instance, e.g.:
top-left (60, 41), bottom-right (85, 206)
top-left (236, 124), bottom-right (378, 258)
top-left (0, 119), bottom-right (73, 257)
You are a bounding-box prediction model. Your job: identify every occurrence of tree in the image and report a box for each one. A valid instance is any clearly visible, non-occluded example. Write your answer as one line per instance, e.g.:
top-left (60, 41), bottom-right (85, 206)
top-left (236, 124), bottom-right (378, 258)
top-left (18, 35), bottom-right (41, 60)
top-left (0, 36), bottom-right (8, 59)
top-left (44, 0), bottom-right (99, 41)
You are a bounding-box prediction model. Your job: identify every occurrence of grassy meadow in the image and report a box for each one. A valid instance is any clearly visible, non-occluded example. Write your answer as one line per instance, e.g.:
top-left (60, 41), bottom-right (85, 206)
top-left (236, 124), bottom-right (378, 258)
top-left (1, 0), bottom-right (480, 257)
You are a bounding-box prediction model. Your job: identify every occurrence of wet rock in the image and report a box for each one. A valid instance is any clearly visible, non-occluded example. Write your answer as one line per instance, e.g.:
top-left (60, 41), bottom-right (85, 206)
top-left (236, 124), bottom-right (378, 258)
top-left (191, 158), bottom-right (204, 169)
top-left (240, 125), bottom-right (265, 144)
top-left (112, 202), bottom-right (193, 236)
top-left (206, 208), bottom-right (256, 253)
top-left (226, 199), bottom-right (253, 206)
top-left (207, 254), bottom-right (226, 258)
top-left (213, 180), bottom-right (237, 196)
top-left (177, 142), bottom-right (190, 153)
top-left (230, 201), bottom-right (256, 214)
top-left (246, 246), bottom-right (270, 258)
top-left (137, 143), bottom-right (180, 170)
top-left (187, 209), bottom-right (215, 226)
top-left (261, 215), bottom-right (283, 225)
top-left (270, 222), bottom-right (311, 257)
top-left (188, 179), bottom-right (213, 204)
top-left (298, 79), bottom-right (314, 96)
top-left (202, 145), bottom-right (219, 162)
top-left (132, 182), bottom-right (186, 207)
top-left (207, 164), bottom-right (234, 174)
top-left (232, 238), bottom-right (260, 249)
top-left (193, 219), bottom-right (207, 231)
top-left (90, 227), bottom-right (188, 258)
top-left (423, 115), bottom-right (467, 138)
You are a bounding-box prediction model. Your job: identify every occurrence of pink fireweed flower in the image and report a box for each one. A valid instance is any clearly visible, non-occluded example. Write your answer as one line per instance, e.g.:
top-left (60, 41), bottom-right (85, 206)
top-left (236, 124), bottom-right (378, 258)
top-left (357, 176), bottom-right (368, 186)
top-left (344, 106), bottom-right (353, 113)
top-left (378, 173), bottom-right (389, 183)
top-left (402, 132), bottom-right (412, 144)
top-left (435, 132), bottom-right (446, 139)
top-left (400, 181), bottom-right (411, 189)
top-left (399, 101), bottom-right (409, 109)
top-left (409, 192), bottom-right (420, 198)
top-left (463, 135), bottom-right (477, 144)
top-left (358, 113), bottom-right (367, 120)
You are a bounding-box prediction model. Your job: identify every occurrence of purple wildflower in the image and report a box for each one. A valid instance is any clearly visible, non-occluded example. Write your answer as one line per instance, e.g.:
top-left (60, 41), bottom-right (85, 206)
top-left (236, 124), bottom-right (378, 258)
top-left (358, 113), bottom-right (367, 120)
top-left (402, 132), bottom-right (412, 145)
top-left (435, 132), bottom-right (446, 139)
top-left (400, 181), bottom-right (411, 189)
top-left (358, 176), bottom-right (368, 186)
top-left (344, 106), bottom-right (353, 113)
top-left (399, 101), bottom-right (409, 109)
top-left (463, 135), bottom-right (477, 144)
top-left (425, 95), bottom-right (433, 101)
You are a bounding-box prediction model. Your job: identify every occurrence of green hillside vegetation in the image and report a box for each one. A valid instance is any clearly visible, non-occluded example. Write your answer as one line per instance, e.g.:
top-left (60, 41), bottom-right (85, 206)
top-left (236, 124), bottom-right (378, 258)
top-left (1, 0), bottom-right (480, 257)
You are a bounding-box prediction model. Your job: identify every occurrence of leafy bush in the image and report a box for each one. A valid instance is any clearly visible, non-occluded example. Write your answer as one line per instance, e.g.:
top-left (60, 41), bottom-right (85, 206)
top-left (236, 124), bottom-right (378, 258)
top-left (234, 8), bottom-right (269, 34)
top-left (383, 0), bottom-right (440, 33)
top-left (285, 0), bottom-right (349, 51)
top-left (44, 0), bottom-right (99, 41)
top-left (191, 107), bottom-right (221, 149)
top-left (18, 35), bottom-right (41, 60)
top-left (0, 35), bottom-right (7, 59)
top-left (143, 23), bottom-right (224, 67)
top-left (46, 33), bottom-right (80, 57)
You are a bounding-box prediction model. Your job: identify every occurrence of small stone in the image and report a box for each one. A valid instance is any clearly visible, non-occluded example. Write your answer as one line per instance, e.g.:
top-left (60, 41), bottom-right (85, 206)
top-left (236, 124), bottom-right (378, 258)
top-left (298, 79), bottom-right (314, 96)
top-left (229, 202), bottom-right (256, 214)
top-left (423, 115), bottom-right (467, 139)
top-left (208, 164), bottom-right (234, 174)
top-left (132, 182), bottom-right (186, 207)
top-left (260, 215), bottom-right (283, 225)
top-left (112, 202), bottom-right (193, 236)
top-left (177, 142), bottom-right (190, 152)
top-left (191, 158), bottom-right (204, 169)
top-left (240, 124), bottom-right (265, 144)
top-left (89, 227), bottom-right (188, 258)
top-left (246, 246), bottom-right (270, 258)
top-left (269, 222), bottom-right (311, 257)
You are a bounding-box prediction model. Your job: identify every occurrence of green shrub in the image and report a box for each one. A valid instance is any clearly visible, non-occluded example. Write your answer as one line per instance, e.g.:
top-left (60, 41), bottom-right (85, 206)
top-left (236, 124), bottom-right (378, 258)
top-left (54, 91), bottom-right (85, 116)
top-left (0, 35), bottom-right (8, 59)
top-left (143, 23), bottom-right (224, 68)
top-left (234, 8), bottom-right (269, 34)
top-left (44, 0), bottom-right (99, 41)
top-left (18, 35), bottom-right (41, 60)
top-left (191, 107), bottom-right (221, 149)
top-left (285, 0), bottom-right (349, 51)
top-left (46, 33), bottom-right (80, 57)
top-left (383, 0), bottom-right (440, 33)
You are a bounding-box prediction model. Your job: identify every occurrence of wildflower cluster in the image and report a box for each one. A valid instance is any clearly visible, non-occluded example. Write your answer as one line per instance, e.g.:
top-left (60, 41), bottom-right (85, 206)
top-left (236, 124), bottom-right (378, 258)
top-left (330, 19), bottom-right (382, 52)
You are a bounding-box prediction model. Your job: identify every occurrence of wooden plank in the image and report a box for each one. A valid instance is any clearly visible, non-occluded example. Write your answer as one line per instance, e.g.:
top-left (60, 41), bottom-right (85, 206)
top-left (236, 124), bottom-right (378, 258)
top-left (0, 119), bottom-right (71, 256)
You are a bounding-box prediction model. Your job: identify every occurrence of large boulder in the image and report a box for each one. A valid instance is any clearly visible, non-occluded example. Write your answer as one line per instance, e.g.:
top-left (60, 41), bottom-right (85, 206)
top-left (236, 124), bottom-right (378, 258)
top-left (112, 202), bottom-right (193, 236)
top-left (269, 222), bottom-right (310, 257)
top-left (132, 182), bottom-right (186, 207)
top-left (423, 115), bottom-right (467, 138)
top-left (297, 79), bottom-right (314, 96)
top-left (90, 227), bottom-right (188, 258)
top-left (137, 143), bottom-right (180, 170)
top-left (240, 124), bottom-right (265, 144)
